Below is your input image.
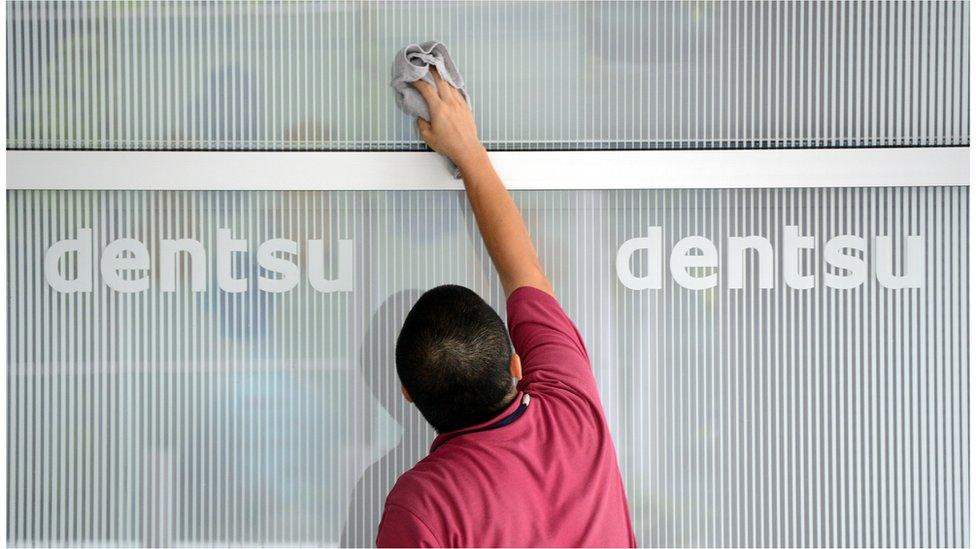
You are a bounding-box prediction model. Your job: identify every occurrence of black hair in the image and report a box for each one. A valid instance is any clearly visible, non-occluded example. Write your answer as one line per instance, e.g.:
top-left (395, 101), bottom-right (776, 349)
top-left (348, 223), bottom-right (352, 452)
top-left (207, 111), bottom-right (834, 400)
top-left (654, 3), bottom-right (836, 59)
top-left (395, 284), bottom-right (516, 433)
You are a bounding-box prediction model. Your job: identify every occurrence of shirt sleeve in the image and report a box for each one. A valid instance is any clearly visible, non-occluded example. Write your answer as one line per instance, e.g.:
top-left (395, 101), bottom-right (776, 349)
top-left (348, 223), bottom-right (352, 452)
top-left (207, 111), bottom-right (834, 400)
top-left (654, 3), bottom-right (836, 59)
top-left (375, 503), bottom-right (441, 548)
top-left (505, 286), bottom-right (598, 399)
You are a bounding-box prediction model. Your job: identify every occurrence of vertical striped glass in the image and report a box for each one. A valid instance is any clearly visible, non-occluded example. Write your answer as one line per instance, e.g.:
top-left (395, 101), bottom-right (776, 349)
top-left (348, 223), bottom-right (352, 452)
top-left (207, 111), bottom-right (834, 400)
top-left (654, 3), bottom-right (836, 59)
top-left (7, 188), bottom-right (969, 546)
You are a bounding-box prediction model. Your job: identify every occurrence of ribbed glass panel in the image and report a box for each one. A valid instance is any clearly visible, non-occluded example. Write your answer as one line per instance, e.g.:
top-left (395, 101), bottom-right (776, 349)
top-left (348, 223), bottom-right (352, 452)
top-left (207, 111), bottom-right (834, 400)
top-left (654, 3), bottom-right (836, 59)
top-left (8, 187), bottom-right (968, 547)
top-left (5, 0), bottom-right (970, 151)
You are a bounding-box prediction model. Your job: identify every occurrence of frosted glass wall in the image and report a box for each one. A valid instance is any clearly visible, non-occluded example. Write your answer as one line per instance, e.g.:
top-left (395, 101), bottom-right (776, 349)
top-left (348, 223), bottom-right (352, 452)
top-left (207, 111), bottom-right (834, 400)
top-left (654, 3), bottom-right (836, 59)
top-left (6, 0), bottom-right (970, 151)
top-left (6, 0), bottom-right (970, 547)
top-left (8, 187), bottom-right (969, 547)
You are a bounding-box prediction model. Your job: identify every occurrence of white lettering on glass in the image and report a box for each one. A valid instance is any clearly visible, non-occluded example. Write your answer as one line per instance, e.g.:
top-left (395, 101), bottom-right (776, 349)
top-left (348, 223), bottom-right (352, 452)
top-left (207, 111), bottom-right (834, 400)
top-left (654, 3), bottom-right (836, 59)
top-left (217, 229), bottom-right (248, 293)
top-left (45, 225), bottom-right (923, 293)
top-left (46, 228), bottom-right (356, 294)
top-left (615, 226), bottom-right (924, 291)
top-left (308, 239), bottom-right (354, 292)
top-left (257, 239), bottom-right (300, 293)
top-left (670, 236), bottom-right (719, 290)
top-left (783, 225), bottom-right (816, 290)
top-left (44, 228), bottom-right (93, 293)
top-left (101, 238), bottom-right (151, 293)
top-left (875, 235), bottom-right (925, 289)
top-left (615, 227), bottom-right (663, 290)
top-left (727, 236), bottom-right (775, 290)
top-left (161, 239), bottom-right (207, 292)
top-left (824, 235), bottom-right (867, 290)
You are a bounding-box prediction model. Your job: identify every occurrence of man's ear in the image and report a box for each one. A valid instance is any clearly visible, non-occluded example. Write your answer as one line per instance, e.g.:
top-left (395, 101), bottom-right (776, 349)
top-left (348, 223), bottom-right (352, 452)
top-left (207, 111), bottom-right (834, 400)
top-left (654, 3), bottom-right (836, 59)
top-left (400, 385), bottom-right (413, 403)
top-left (509, 353), bottom-right (522, 381)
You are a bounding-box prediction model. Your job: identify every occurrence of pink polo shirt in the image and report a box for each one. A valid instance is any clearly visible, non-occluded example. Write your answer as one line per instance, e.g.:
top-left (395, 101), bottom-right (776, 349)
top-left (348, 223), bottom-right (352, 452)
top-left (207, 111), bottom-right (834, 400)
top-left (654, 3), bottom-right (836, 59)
top-left (376, 286), bottom-right (636, 547)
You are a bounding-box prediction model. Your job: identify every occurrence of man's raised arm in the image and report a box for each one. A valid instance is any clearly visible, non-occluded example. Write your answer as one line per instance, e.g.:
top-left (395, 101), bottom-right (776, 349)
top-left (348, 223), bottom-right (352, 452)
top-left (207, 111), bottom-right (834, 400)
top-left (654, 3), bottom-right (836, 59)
top-left (412, 70), bottom-right (553, 298)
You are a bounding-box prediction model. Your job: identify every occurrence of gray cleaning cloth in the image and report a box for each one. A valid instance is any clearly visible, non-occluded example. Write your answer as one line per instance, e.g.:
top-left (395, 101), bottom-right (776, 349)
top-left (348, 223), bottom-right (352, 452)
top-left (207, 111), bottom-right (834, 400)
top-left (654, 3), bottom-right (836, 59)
top-left (391, 41), bottom-right (470, 176)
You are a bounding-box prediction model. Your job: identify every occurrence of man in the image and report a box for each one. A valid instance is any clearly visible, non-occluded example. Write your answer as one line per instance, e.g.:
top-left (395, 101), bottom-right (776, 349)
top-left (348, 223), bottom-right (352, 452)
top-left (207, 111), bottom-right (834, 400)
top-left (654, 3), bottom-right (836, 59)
top-left (376, 70), bottom-right (636, 548)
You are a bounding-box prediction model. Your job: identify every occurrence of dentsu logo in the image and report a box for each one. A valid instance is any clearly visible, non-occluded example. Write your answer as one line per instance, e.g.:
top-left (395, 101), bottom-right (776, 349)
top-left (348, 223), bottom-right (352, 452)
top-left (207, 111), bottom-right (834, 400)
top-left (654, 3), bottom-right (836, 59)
top-left (46, 225), bottom-right (922, 294)
top-left (616, 226), bottom-right (924, 290)
top-left (44, 229), bottom-right (354, 294)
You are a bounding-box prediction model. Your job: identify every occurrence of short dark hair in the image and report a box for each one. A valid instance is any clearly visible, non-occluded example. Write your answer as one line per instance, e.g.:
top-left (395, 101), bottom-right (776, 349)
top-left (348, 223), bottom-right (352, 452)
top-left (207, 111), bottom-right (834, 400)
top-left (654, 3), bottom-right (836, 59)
top-left (395, 285), bottom-right (515, 433)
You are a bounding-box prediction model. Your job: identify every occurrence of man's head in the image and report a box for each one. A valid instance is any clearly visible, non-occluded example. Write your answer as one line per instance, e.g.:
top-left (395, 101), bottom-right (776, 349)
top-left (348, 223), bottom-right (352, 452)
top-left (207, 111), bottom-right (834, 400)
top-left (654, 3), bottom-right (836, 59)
top-left (395, 285), bottom-right (521, 433)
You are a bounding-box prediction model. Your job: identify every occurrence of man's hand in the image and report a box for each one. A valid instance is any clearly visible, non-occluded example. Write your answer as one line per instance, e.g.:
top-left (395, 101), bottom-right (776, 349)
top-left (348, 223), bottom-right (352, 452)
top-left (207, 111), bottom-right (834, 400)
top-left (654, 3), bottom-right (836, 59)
top-left (411, 69), bottom-right (554, 298)
top-left (411, 70), bottom-right (487, 171)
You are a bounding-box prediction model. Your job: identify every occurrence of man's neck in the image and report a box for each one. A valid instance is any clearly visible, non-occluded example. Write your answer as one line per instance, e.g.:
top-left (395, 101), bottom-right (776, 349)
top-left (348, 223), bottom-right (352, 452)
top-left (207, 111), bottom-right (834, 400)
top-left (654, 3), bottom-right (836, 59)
top-left (492, 386), bottom-right (519, 414)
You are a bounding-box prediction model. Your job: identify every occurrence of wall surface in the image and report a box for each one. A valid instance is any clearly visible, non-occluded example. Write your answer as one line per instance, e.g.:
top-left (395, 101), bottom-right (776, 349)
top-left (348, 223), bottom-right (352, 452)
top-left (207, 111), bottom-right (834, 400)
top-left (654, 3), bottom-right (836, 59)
top-left (8, 187), bottom-right (970, 546)
top-left (5, 1), bottom-right (971, 547)
top-left (6, 0), bottom-right (970, 150)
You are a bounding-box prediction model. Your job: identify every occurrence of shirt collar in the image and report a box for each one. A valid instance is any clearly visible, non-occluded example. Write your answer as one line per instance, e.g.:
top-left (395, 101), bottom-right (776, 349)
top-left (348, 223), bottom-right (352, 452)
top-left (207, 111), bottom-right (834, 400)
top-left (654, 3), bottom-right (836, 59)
top-left (429, 391), bottom-right (525, 453)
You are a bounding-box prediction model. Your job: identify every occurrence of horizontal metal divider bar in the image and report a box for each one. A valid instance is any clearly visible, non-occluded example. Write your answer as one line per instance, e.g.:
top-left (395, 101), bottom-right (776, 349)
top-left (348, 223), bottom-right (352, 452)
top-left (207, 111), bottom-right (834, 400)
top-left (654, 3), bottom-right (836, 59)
top-left (7, 147), bottom-right (969, 191)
